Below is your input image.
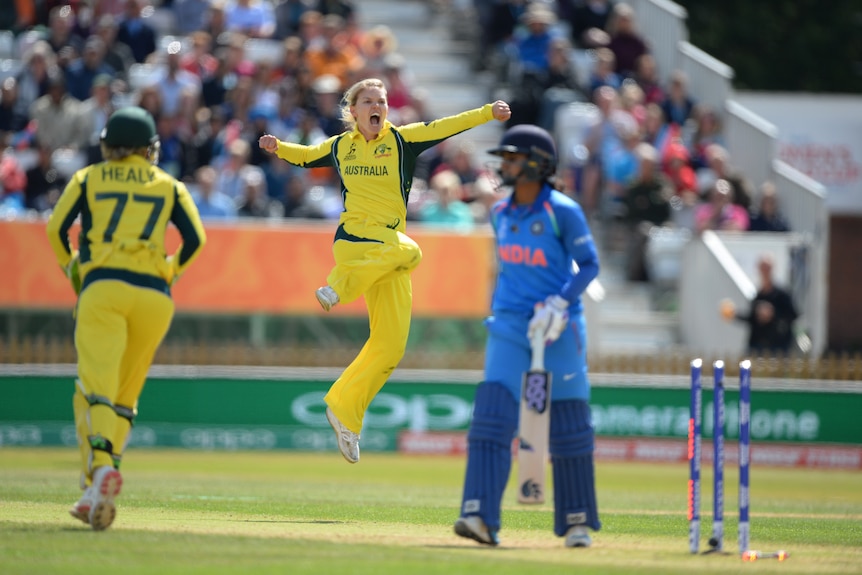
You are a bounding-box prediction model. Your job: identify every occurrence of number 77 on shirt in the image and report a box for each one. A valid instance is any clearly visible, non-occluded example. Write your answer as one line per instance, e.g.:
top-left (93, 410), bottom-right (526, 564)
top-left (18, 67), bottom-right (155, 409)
top-left (517, 331), bottom-right (552, 504)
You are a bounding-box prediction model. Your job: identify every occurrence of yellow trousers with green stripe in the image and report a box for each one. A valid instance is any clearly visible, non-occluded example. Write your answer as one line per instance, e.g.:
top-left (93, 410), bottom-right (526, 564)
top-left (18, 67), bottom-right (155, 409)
top-left (73, 280), bottom-right (174, 483)
top-left (323, 219), bottom-right (422, 433)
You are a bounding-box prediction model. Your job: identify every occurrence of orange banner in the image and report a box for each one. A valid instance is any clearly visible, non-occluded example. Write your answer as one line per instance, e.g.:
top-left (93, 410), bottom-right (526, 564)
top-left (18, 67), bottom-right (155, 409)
top-left (0, 220), bottom-right (496, 317)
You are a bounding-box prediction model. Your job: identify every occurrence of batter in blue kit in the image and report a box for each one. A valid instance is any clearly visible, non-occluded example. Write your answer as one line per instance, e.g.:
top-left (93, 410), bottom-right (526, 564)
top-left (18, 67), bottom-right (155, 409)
top-left (455, 124), bottom-right (602, 548)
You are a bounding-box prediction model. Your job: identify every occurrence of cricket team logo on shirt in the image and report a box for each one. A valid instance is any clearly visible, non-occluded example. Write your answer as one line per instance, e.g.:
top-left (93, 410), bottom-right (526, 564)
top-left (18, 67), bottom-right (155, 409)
top-left (530, 221), bottom-right (544, 235)
top-left (373, 144), bottom-right (392, 158)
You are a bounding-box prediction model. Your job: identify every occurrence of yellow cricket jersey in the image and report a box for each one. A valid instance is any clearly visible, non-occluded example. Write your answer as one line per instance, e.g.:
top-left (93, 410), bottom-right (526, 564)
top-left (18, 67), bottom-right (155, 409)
top-left (46, 155), bottom-right (206, 295)
top-left (274, 103), bottom-right (495, 230)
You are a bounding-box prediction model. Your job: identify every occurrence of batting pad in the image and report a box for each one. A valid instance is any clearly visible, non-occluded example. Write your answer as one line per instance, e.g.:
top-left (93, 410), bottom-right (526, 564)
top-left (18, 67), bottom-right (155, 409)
top-left (460, 382), bottom-right (518, 531)
top-left (550, 399), bottom-right (601, 533)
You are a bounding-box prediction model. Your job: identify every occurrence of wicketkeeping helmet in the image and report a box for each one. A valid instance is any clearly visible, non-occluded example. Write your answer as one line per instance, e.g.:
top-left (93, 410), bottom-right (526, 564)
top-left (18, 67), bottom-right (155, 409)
top-left (488, 124), bottom-right (557, 181)
top-left (101, 106), bottom-right (158, 148)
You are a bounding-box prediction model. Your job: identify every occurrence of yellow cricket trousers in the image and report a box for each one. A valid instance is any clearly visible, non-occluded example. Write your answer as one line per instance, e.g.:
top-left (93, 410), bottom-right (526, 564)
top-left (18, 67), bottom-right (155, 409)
top-left (73, 280), bottom-right (174, 481)
top-left (323, 219), bottom-right (422, 433)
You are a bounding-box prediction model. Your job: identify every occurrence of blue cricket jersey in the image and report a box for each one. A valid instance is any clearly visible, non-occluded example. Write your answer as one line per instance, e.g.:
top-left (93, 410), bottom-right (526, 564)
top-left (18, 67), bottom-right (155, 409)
top-left (489, 183), bottom-right (599, 316)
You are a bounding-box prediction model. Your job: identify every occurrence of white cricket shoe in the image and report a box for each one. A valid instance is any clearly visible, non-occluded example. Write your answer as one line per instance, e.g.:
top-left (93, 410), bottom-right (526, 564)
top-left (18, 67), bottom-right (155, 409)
top-left (565, 525), bottom-right (592, 548)
top-left (315, 286), bottom-right (339, 311)
top-left (69, 486), bottom-right (95, 524)
top-left (326, 407), bottom-right (359, 463)
top-left (454, 515), bottom-right (499, 546)
top-left (88, 466), bottom-right (123, 531)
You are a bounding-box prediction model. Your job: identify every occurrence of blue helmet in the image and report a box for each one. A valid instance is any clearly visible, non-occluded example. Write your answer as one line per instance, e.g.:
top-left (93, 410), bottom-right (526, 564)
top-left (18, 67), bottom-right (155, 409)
top-left (488, 124), bottom-right (557, 181)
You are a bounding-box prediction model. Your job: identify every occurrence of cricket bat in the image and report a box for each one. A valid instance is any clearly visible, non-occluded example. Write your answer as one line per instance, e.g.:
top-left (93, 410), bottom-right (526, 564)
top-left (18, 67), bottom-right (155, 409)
top-left (517, 331), bottom-right (552, 504)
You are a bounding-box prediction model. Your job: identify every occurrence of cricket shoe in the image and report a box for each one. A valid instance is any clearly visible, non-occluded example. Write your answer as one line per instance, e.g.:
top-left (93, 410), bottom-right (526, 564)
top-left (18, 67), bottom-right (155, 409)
top-left (315, 286), bottom-right (339, 311)
top-left (454, 515), bottom-right (499, 546)
top-left (564, 525), bottom-right (592, 548)
top-left (69, 486), bottom-right (95, 524)
top-left (325, 407), bottom-right (359, 463)
top-left (88, 466), bottom-right (123, 531)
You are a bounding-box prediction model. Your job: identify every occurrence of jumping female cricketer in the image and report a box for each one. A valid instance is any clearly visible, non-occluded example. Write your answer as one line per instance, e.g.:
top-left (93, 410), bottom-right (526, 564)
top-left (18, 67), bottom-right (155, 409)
top-left (46, 106), bottom-right (206, 530)
top-left (454, 124), bottom-right (602, 548)
top-left (259, 78), bottom-right (510, 464)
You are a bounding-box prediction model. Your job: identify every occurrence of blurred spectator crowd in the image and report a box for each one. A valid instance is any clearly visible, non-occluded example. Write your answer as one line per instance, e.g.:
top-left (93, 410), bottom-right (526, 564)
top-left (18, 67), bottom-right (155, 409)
top-left (466, 0), bottom-right (794, 283)
top-left (0, 0), bottom-right (507, 229)
top-left (0, 0), bottom-right (793, 246)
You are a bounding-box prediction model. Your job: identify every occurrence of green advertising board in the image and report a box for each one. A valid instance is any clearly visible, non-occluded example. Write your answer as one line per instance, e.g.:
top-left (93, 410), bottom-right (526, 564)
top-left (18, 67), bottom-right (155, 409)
top-left (1, 367), bottom-right (860, 451)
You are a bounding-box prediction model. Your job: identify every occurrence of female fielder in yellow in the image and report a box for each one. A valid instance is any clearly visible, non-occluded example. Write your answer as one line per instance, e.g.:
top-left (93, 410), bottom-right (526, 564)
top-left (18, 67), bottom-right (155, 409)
top-left (259, 78), bottom-right (510, 463)
top-left (46, 106), bottom-right (206, 530)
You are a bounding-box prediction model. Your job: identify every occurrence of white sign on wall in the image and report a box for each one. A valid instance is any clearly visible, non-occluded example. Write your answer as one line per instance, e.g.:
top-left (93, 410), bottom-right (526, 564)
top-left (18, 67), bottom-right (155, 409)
top-left (735, 92), bottom-right (862, 215)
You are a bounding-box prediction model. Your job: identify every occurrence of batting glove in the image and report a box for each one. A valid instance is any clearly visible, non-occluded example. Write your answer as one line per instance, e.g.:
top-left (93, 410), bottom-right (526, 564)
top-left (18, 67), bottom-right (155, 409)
top-left (527, 295), bottom-right (570, 345)
top-left (63, 251), bottom-right (82, 295)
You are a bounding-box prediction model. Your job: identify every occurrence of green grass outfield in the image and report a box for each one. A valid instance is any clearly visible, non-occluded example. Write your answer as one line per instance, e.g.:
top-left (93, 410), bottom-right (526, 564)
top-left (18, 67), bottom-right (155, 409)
top-left (1, 448), bottom-right (860, 575)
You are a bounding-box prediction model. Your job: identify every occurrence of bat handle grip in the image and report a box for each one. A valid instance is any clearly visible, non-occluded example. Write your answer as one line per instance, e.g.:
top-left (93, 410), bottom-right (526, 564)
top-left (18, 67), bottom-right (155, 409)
top-left (530, 331), bottom-right (545, 371)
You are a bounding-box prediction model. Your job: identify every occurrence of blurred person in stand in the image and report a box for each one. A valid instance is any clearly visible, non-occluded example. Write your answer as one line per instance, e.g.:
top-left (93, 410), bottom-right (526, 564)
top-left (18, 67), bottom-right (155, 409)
top-left (659, 70), bottom-right (695, 128)
top-left (190, 164), bottom-right (238, 220)
top-left (698, 143), bottom-right (753, 212)
top-left (46, 106), bottom-right (206, 531)
top-left (154, 40), bottom-right (202, 118)
top-left (662, 138), bottom-right (698, 230)
top-left (606, 2), bottom-right (648, 79)
top-left (502, 2), bottom-right (562, 93)
top-left (79, 73), bottom-right (117, 164)
top-left (258, 78), bottom-right (510, 464)
top-left (418, 168), bottom-right (475, 232)
top-left (24, 140), bottom-right (67, 212)
top-left (510, 35), bottom-right (585, 129)
top-left (29, 68), bottom-right (89, 152)
top-left (64, 35), bottom-right (116, 102)
top-left (720, 252), bottom-right (799, 356)
top-left (360, 24), bottom-right (398, 79)
top-left (431, 139), bottom-right (490, 206)
top-left (686, 105), bottom-right (725, 171)
top-left (587, 46), bottom-right (622, 96)
top-left (618, 79), bottom-right (646, 128)
top-left (154, 112), bottom-right (191, 180)
top-left (271, 35), bottom-right (305, 83)
top-left (216, 138), bottom-right (263, 201)
top-left (44, 4), bottom-right (86, 62)
top-left (0, 151), bottom-right (28, 212)
top-left (0, 78), bottom-right (30, 138)
top-left (303, 13), bottom-right (365, 88)
top-left (14, 40), bottom-right (57, 121)
top-left (748, 181), bottom-right (791, 233)
top-left (280, 170), bottom-right (328, 219)
top-left (274, 0), bottom-right (312, 40)
top-left (580, 84), bottom-right (622, 218)
top-left (134, 83), bottom-right (163, 123)
top-left (94, 14), bottom-right (135, 83)
top-left (201, 46), bottom-right (238, 109)
top-left (172, 0), bottom-right (211, 35)
top-left (642, 102), bottom-right (674, 159)
top-left (559, 0), bottom-right (615, 50)
top-left (189, 105), bottom-right (228, 171)
top-left (694, 178), bottom-right (749, 234)
top-left (115, 0), bottom-right (157, 64)
top-left (633, 53), bottom-right (664, 106)
top-left (202, 1), bottom-right (230, 47)
top-left (180, 31), bottom-right (219, 80)
top-left (621, 142), bottom-right (672, 281)
top-left (225, 0), bottom-right (276, 39)
top-left (310, 73), bottom-right (346, 137)
top-left (236, 167), bottom-right (283, 218)
top-left (380, 53), bottom-right (416, 118)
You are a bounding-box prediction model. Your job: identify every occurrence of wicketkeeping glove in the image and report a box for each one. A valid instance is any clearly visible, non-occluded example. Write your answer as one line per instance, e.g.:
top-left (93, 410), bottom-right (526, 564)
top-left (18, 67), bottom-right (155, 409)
top-left (527, 295), bottom-right (570, 345)
top-left (63, 251), bottom-right (82, 295)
